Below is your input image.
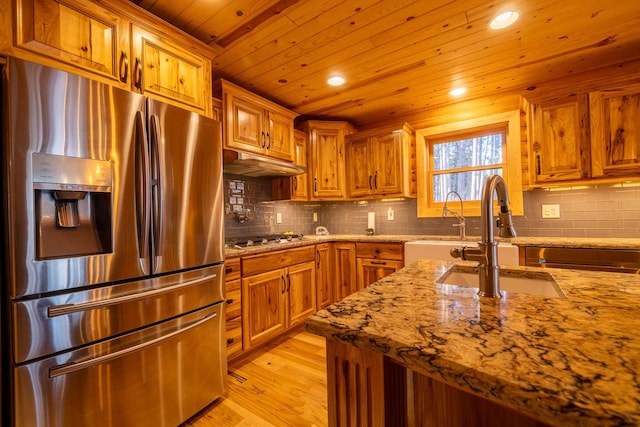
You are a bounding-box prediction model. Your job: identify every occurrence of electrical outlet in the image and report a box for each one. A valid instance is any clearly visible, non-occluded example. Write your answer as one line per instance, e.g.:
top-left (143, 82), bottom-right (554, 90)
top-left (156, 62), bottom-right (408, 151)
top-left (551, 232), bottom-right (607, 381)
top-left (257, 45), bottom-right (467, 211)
top-left (313, 212), bottom-right (318, 222)
top-left (276, 212), bottom-right (282, 224)
top-left (387, 207), bottom-right (395, 221)
top-left (541, 204), bottom-right (560, 219)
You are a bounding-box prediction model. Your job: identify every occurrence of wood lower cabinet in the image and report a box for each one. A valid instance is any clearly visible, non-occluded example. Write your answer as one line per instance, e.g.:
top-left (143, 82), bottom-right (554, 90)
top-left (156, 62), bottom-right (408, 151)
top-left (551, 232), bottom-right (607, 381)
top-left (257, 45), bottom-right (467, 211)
top-left (299, 120), bottom-right (355, 200)
top-left (315, 242), bottom-right (333, 310)
top-left (333, 242), bottom-right (357, 300)
top-left (224, 257), bottom-right (243, 360)
top-left (355, 242), bottom-right (404, 289)
top-left (241, 246), bottom-right (316, 350)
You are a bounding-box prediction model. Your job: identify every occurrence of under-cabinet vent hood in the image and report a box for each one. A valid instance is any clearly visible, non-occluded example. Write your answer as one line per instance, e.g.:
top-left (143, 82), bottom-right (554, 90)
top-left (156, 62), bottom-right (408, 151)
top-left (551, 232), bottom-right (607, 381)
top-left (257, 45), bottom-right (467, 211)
top-left (223, 150), bottom-right (306, 177)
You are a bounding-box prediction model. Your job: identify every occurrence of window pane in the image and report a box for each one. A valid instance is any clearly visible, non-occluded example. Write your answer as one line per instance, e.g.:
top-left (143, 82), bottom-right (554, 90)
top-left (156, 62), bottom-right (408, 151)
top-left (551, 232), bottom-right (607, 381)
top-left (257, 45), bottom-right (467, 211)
top-left (433, 133), bottom-right (503, 171)
top-left (433, 168), bottom-right (503, 202)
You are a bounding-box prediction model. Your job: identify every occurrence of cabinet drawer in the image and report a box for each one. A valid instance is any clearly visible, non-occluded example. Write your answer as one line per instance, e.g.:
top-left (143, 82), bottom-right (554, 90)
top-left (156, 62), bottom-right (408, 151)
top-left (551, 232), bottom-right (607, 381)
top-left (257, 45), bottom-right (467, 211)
top-left (356, 242), bottom-right (404, 260)
top-left (226, 319), bottom-right (242, 356)
top-left (242, 245), bottom-right (315, 277)
top-left (225, 258), bottom-right (241, 281)
top-left (225, 286), bottom-right (241, 320)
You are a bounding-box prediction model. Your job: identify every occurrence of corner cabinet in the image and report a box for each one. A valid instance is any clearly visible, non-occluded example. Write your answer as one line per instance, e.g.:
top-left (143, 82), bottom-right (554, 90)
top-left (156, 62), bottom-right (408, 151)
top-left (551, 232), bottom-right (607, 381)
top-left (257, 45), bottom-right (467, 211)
top-left (216, 79), bottom-right (297, 162)
top-left (11, 0), bottom-right (215, 116)
top-left (272, 129), bottom-right (309, 200)
top-left (590, 85), bottom-right (640, 178)
top-left (346, 123), bottom-right (417, 198)
top-left (528, 95), bottom-right (591, 184)
top-left (241, 246), bottom-right (316, 350)
top-left (299, 120), bottom-right (355, 200)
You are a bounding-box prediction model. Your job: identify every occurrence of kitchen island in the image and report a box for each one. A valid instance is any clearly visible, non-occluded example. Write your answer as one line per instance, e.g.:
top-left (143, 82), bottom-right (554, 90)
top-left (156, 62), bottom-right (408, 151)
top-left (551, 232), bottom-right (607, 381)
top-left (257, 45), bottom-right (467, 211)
top-left (304, 259), bottom-right (640, 427)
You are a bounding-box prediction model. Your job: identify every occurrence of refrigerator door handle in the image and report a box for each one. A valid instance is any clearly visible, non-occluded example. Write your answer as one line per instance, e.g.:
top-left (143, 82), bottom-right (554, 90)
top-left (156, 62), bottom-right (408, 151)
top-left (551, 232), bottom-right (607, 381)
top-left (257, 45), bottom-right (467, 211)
top-left (47, 274), bottom-right (217, 317)
top-left (135, 111), bottom-right (151, 264)
top-left (48, 310), bottom-right (218, 378)
top-left (150, 114), bottom-right (163, 260)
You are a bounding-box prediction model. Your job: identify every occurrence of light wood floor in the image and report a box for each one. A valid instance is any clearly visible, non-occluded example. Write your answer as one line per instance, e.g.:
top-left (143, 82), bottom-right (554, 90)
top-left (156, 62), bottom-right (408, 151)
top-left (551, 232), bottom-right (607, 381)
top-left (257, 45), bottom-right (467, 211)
top-left (184, 329), bottom-right (328, 427)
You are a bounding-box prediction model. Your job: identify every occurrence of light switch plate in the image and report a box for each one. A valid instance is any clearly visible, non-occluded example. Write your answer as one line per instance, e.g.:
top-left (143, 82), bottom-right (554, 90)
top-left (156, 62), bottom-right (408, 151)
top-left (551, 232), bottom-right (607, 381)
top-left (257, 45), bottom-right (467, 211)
top-left (276, 212), bottom-right (282, 224)
top-left (541, 204), bottom-right (560, 219)
top-left (313, 212), bottom-right (318, 222)
top-left (387, 207), bottom-right (395, 221)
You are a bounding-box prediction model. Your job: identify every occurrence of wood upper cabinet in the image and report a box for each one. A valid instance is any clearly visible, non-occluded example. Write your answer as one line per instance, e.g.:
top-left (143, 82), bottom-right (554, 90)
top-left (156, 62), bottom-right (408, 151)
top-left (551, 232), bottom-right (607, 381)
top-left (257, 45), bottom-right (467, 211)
top-left (528, 95), bottom-right (591, 184)
top-left (131, 24), bottom-right (211, 115)
top-left (299, 120), bottom-right (355, 200)
top-left (333, 242), bottom-right (357, 300)
top-left (216, 79), bottom-right (297, 162)
top-left (590, 85), bottom-right (640, 177)
top-left (13, 0), bottom-right (215, 116)
top-left (14, 0), bottom-right (130, 85)
top-left (272, 129), bottom-right (309, 201)
top-left (315, 242), bottom-right (332, 310)
top-left (346, 123), bottom-right (417, 198)
top-left (355, 242), bottom-right (404, 290)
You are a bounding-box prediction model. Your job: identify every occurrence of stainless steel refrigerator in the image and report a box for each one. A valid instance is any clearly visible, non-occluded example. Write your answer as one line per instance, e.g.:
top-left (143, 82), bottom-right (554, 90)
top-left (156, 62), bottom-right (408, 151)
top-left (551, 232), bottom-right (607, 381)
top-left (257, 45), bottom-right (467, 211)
top-left (1, 58), bottom-right (226, 426)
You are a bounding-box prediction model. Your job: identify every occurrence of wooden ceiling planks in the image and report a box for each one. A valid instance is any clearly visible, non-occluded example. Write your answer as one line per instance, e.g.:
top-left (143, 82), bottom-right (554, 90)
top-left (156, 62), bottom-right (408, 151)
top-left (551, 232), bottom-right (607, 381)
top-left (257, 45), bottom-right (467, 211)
top-left (131, 0), bottom-right (640, 127)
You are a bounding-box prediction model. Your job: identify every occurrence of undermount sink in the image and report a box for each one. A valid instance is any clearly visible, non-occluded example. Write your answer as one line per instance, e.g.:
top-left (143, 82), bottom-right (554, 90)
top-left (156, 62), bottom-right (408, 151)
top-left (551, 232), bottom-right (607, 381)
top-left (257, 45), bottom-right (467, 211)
top-left (404, 240), bottom-right (519, 265)
top-left (436, 265), bottom-right (566, 298)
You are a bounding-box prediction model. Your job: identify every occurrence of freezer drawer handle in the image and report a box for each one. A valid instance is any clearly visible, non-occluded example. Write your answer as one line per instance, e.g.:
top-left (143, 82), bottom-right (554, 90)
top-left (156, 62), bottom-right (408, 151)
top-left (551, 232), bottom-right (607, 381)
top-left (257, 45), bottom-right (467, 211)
top-left (49, 311), bottom-right (217, 379)
top-left (47, 274), bottom-right (216, 317)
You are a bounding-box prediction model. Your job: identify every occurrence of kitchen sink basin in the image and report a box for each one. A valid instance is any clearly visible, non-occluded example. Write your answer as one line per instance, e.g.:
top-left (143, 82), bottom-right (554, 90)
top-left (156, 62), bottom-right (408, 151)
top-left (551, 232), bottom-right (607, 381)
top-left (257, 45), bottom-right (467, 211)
top-left (436, 265), bottom-right (566, 298)
top-left (404, 240), bottom-right (519, 265)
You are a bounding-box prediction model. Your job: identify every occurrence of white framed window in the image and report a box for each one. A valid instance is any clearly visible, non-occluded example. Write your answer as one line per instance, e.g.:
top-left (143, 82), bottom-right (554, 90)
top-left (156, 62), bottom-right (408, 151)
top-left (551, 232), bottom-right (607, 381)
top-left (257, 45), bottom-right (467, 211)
top-left (416, 110), bottom-right (523, 217)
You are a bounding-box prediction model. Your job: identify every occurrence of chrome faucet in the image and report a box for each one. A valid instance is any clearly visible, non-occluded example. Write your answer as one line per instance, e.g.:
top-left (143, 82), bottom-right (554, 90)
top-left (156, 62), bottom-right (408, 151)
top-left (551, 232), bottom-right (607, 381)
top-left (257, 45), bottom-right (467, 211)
top-left (442, 190), bottom-right (466, 239)
top-left (450, 175), bottom-right (516, 298)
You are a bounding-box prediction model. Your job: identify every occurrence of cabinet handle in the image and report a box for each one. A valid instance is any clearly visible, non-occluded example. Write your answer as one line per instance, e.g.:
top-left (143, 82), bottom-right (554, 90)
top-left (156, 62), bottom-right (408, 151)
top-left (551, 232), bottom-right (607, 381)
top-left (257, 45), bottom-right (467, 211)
top-left (225, 267), bottom-right (233, 274)
top-left (286, 273), bottom-right (291, 292)
top-left (293, 176), bottom-right (298, 191)
top-left (374, 172), bottom-right (378, 189)
top-left (371, 260), bottom-right (387, 265)
top-left (536, 154), bottom-right (541, 175)
top-left (119, 51), bottom-right (129, 83)
top-left (316, 250), bottom-right (321, 268)
top-left (369, 175), bottom-right (373, 190)
top-left (266, 132), bottom-right (271, 149)
top-left (282, 275), bottom-right (286, 293)
top-left (261, 131), bottom-right (266, 148)
top-left (314, 177), bottom-right (318, 193)
top-left (226, 298), bottom-right (234, 305)
top-left (134, 58), bottom-right (142, 91)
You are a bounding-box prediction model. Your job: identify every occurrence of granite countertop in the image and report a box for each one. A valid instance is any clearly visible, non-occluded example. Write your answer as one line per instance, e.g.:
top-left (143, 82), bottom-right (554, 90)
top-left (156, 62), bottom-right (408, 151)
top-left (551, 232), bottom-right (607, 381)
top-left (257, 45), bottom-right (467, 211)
top-left (224, 234), bottom-right (640, 258)
top-left (304, 259), bottom-right (640, 427)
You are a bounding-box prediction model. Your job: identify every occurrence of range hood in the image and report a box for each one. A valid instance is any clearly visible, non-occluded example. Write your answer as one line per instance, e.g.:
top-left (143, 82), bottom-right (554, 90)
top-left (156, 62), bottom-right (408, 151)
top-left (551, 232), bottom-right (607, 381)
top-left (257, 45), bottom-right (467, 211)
top-left (223, 150), bottom-right (306, 177)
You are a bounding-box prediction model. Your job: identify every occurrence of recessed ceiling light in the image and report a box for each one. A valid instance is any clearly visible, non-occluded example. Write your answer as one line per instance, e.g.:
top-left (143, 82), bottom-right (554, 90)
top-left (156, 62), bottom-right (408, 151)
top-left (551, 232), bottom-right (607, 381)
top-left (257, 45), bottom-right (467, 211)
top-left (490, 11), bottom-right (519, 29)
top-left (449, 87), bottom-right (467, 97)
top-left (327, 75), bottom-right (346, 86)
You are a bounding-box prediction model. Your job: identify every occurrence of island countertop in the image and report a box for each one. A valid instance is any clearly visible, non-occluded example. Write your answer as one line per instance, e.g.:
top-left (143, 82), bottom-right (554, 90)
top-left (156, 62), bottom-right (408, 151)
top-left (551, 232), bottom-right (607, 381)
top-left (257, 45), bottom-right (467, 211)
top-left (304, 260), bottom-right (640, 427)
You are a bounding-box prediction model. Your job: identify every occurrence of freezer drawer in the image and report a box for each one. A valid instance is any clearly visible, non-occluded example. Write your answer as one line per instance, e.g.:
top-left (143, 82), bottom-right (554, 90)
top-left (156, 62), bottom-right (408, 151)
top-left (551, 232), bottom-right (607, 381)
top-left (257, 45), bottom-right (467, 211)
top-left (13, 264), bottom-right (223, 363)
top-left (14, 303), bottom-right (226, 427)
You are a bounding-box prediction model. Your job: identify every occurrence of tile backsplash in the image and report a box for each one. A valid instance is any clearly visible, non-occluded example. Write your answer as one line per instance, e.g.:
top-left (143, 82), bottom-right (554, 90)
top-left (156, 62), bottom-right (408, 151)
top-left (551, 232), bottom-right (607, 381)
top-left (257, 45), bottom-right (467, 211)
top-left (223, 174), bottom-right (640, 239)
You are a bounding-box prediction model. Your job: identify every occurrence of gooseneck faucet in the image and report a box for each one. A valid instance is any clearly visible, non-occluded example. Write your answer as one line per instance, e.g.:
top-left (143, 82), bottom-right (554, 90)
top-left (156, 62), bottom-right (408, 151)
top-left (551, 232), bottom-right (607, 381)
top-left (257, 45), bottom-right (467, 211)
top-left (450, 175), bottom-right (516, 298)
top-left (442, 190), bottom-right (466, 239)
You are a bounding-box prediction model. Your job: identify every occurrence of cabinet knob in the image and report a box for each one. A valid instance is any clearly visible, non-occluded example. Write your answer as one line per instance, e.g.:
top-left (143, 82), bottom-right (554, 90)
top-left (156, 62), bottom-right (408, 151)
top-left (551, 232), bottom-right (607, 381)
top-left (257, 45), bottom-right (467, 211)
top-left (227, 338), bottom-right (234, 345)
top-left (225, 267), bottom-right (233, 274)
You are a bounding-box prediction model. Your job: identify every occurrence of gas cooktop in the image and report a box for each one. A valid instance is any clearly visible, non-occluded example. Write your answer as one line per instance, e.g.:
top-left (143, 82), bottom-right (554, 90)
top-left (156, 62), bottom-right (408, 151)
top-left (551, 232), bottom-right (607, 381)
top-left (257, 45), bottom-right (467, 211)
top-left (225, 233), bottom-right (305, 249)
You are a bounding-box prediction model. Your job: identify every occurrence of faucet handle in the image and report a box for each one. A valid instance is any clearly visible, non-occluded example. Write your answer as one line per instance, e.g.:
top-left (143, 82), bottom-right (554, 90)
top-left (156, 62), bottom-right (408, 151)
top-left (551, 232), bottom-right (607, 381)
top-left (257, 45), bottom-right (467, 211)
top-left (450, 247), bottom-right (463, 259)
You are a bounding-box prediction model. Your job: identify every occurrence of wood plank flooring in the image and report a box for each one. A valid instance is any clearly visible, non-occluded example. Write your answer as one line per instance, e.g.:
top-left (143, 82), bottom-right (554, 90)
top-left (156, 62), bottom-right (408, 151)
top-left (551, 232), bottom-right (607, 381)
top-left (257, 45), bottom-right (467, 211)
top-left (183, 329), bottom-right (328, 427)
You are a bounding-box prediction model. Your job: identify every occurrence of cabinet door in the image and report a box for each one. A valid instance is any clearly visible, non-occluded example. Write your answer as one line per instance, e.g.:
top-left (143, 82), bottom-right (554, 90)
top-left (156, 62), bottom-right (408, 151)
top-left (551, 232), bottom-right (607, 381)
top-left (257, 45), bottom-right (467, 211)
top-left (346, 136), bottom-right (373, 198)
top-left (131, 25), bottom-right (211, 115)
top-left (590, 88), bottom-right (640, 177)
top-left (333, 243), bottom-right (356, 300)
top-left (311, 128), bottom-right (346, 199)
top-left (373, 133), bottom-right (403, 195)
top-left (530, 96), bottom-right (590, 183)
top-left (291, 130), bottom-right (309, 200)
top-left (223, 91), bottom-right (265, 154)
top-left (242, 269), bottom-right (286, 349)
top-left (267, 110), bottom-right (295, 162)
top-left (356, 259), bottom-right (404, 290)
top-left (316, 243), bottom-right (333, 310)
top-left (15, 0), bottom-right (129, 84)
top-left (287, 261), bottom-right (316, 328)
